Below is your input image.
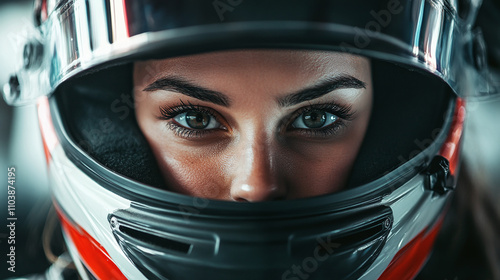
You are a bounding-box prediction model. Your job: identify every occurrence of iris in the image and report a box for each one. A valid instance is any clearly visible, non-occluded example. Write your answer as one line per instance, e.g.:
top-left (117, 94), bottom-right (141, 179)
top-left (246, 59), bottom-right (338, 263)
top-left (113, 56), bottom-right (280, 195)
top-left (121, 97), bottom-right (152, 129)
top-left (303, 110), bottom-right (327, 128)
top-left (185, 111), bottom-right (210, 129)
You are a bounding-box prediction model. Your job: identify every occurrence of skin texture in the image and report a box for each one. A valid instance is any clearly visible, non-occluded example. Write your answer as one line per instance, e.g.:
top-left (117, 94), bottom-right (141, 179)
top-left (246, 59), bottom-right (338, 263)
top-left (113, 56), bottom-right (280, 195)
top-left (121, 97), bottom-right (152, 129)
top-left (134, 50), bottom-right (372, 201)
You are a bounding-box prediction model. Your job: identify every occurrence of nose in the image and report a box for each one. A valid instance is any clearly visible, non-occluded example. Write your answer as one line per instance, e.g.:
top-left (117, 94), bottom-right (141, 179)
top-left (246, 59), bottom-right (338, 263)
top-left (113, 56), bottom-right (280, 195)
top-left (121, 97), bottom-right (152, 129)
top-left (230, 135), bottom-right (286, 202)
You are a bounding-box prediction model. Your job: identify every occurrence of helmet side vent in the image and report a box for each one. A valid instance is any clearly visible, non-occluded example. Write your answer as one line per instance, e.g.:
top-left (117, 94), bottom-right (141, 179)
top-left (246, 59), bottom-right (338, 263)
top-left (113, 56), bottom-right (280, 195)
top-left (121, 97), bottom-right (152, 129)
top-left (118, 224), bottom-right (192, 254)
top-left (110, 215), bottom-right (193, 255)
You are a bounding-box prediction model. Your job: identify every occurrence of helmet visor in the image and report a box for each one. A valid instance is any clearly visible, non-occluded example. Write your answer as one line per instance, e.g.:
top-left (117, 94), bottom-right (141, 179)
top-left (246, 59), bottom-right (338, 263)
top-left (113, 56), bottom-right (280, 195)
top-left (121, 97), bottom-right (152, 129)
top-left (4, 0), bottom-right (499, 106)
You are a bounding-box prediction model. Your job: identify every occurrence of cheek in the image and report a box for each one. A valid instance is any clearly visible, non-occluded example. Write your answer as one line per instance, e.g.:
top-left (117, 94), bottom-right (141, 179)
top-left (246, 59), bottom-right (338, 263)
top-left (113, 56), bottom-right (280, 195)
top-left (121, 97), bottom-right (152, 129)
top-left (147, 139), bottom-right (231, 199)
top-left (283, 142), bottom-right (361, 197)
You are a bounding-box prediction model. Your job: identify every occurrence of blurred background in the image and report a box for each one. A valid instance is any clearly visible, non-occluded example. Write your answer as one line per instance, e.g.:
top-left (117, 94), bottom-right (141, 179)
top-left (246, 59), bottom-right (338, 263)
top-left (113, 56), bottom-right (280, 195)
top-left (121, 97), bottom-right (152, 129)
top-left (0, 0), bottom-right (499, 279)
top-left (0, 1), bottom-right (52, 278)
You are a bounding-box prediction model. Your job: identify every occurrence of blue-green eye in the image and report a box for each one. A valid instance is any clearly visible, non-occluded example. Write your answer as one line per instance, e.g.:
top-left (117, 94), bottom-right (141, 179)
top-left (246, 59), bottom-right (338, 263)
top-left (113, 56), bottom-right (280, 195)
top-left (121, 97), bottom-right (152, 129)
top-left (174, 110), bottom-right (221, 129)
top-left (291, 109), bottom-right (339, 129)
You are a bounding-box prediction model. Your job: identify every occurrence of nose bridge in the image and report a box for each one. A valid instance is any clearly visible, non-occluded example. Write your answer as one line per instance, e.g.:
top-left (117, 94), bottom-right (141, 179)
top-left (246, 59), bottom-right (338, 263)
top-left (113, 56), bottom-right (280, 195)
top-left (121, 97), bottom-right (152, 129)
top-left (245, 131), bottom-right (271, 176)
top-left (230, 128), bottom-right (285, 201)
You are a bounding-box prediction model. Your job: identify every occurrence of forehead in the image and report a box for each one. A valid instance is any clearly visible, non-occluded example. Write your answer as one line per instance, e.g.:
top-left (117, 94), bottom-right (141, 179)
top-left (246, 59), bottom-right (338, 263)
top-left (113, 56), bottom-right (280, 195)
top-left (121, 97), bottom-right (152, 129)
top-left (134, 50), bottom-right (371, 88)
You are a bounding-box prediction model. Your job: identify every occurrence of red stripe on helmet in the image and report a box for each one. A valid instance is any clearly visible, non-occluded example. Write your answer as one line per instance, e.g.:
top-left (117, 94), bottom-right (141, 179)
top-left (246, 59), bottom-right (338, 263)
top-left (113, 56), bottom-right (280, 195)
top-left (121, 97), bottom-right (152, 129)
top-left (55, 205), bottom-right (128, 280)
top-left (37, 97), bottom-right (59, 164)
top-left (378, 214), bottom-right (445, 280)
top-left (122, 0), bottom-right (130, 37)
top-left (439, 98), bottom-right (466, 175)
top-left (41, 0), bottom-right (48, 22)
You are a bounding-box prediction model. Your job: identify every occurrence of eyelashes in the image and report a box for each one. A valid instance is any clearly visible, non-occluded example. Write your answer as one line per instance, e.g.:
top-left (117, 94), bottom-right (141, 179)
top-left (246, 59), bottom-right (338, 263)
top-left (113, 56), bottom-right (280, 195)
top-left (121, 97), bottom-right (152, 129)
top-left (286, 103), bottom-right (354, 138)
top-left (157, 101), bottom-right (226, 138)
top-left (158, 100), bottom-right (218, 121)
top-left (157, 101), bottom-right (355, 139)
top-left (293, 103), bottom-right (354, 121)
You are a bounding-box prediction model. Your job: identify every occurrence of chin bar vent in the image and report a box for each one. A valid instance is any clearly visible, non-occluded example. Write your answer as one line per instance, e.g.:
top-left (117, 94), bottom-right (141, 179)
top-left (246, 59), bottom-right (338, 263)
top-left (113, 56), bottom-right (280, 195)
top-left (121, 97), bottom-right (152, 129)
top-left (109, 216), bottom-right (192, 254)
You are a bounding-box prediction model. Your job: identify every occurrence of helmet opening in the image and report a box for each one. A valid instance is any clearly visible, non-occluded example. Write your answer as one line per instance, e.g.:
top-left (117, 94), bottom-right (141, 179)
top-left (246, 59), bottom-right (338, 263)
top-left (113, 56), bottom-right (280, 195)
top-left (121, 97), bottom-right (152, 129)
top-left (52, 55), bottom-right (453, 191)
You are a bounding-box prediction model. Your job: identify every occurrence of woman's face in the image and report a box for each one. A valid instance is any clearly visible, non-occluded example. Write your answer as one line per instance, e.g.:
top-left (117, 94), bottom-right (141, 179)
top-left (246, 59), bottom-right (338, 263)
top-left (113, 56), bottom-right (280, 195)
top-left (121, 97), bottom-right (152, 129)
top-left (134, 50), bottom-right (372, 201)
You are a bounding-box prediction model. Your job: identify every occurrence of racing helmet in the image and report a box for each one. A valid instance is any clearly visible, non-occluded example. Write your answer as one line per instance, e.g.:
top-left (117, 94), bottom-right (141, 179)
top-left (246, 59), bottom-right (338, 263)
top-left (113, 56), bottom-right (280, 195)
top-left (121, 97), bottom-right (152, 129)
top-left (3, 0), bottom-right (500, 279)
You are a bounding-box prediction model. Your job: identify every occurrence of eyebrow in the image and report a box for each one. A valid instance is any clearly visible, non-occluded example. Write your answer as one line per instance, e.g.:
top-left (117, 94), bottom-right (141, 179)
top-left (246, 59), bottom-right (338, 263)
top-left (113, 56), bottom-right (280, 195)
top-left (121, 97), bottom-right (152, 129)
top-left (143, 76), bottom-right (231, 107)
top-left (277, 75), bottom-right (366, 107)
top-left (143, 74), bottom-right (366, 108)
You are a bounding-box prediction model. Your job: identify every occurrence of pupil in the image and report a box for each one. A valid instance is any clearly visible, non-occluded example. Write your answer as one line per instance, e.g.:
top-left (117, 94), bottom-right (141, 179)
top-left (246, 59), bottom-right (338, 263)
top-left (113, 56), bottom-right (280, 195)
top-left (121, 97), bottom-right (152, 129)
top-left (186, 111), bottom-right (209, 129)
top-left (303, 110), bottom-right (326, 128)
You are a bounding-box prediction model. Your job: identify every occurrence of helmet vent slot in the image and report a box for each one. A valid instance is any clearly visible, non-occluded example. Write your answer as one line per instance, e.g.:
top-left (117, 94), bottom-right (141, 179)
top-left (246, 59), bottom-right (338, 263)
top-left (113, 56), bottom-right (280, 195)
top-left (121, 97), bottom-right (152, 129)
top-left (116, 224), bottom-right (192, 254)
top-left (324, 221), bottom-right (387, 248)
